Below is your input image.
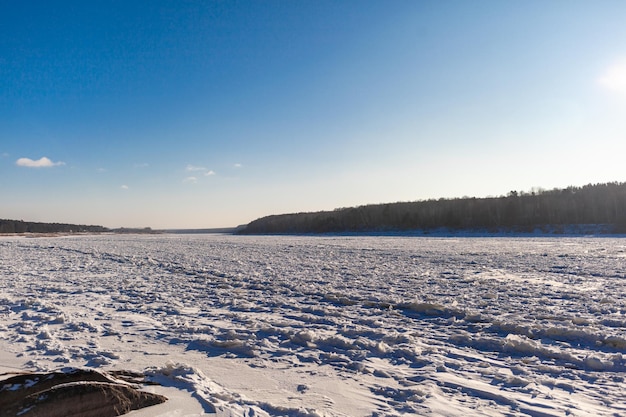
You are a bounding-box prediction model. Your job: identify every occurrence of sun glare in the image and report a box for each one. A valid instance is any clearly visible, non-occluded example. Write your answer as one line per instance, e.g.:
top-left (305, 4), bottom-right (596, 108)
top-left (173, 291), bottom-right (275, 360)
top-left (598, 61), bottom-right (626, 94)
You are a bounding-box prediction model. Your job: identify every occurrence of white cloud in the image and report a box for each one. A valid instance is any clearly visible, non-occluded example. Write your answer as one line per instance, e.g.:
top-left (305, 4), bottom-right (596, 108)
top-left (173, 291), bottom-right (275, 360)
top-left (121, 185), bottom-right (129, 190)
top-left (134, 162), bottom-right (149, 168)
top-left (598, 61), bottom-right (626, 94)
top-left (233, 163), bottom-right (242, 168)
top-left (16, 156), bottom-right (65, 168)
top-left (185, 164), bottom-right (216, 180)
top-left (186, 164), bottom-right (206, 172)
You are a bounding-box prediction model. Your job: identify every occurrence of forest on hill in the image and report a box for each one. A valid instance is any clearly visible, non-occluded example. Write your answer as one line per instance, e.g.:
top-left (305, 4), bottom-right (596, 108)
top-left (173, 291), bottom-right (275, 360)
top-left (0, 219), bottom-right (108, 234)
top-left (239, 182), bottom-right (626, 235)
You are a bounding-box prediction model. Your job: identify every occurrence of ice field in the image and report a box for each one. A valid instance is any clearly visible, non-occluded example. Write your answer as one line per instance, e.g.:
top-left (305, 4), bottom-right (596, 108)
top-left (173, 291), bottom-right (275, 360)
top-left (1, 234), bottom-right (625, 416)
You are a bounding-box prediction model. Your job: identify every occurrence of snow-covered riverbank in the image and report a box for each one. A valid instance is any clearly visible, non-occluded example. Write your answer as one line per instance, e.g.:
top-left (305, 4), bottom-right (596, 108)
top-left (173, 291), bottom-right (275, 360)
top-left (1, 235), bottom-right (625, 416)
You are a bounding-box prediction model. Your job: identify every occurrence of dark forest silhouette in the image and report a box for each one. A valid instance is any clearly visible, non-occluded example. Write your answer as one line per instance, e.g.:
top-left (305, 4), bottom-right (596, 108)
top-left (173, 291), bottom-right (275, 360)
top-left (239, 182), bottom-right (626, 235)
top-left (0, 219), bottom-right (108, 234)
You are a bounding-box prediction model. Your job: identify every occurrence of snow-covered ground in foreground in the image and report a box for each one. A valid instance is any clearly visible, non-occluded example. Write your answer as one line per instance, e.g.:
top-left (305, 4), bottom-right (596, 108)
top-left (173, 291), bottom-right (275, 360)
top-left (1, 234), bottom-right (625, 416)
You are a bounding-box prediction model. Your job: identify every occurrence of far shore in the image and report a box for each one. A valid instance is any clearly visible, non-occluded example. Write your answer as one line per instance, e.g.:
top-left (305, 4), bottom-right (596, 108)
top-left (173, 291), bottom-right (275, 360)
top-left (3, 229), bottom-right (626, 239)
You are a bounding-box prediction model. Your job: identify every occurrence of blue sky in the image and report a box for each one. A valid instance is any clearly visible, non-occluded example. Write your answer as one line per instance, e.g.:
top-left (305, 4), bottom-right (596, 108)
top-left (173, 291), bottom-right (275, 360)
top-left (2, 1), bottom-right (626, 228)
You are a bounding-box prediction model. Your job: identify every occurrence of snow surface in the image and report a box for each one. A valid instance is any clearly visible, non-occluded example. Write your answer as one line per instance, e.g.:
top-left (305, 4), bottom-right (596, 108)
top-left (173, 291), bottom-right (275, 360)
top-left (1, 234), bottom-right (625, 416)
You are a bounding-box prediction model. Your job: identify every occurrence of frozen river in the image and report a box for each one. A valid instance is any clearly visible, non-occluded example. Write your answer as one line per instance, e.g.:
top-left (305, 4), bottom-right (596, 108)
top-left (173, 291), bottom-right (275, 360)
top-left (1, 234), bottom-right (625, 416)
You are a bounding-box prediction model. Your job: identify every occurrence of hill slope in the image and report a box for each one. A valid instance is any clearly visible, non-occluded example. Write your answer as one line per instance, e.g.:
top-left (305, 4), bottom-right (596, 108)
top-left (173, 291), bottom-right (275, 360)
top-left (239, 182), bottom-right (626, 235)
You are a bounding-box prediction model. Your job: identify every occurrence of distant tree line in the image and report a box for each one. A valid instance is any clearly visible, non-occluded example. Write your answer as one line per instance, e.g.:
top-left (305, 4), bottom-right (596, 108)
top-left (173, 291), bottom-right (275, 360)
top-left (239, 182), bottom-right (626, 235)
top-left (0, 219), bottom-right (108, 234)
